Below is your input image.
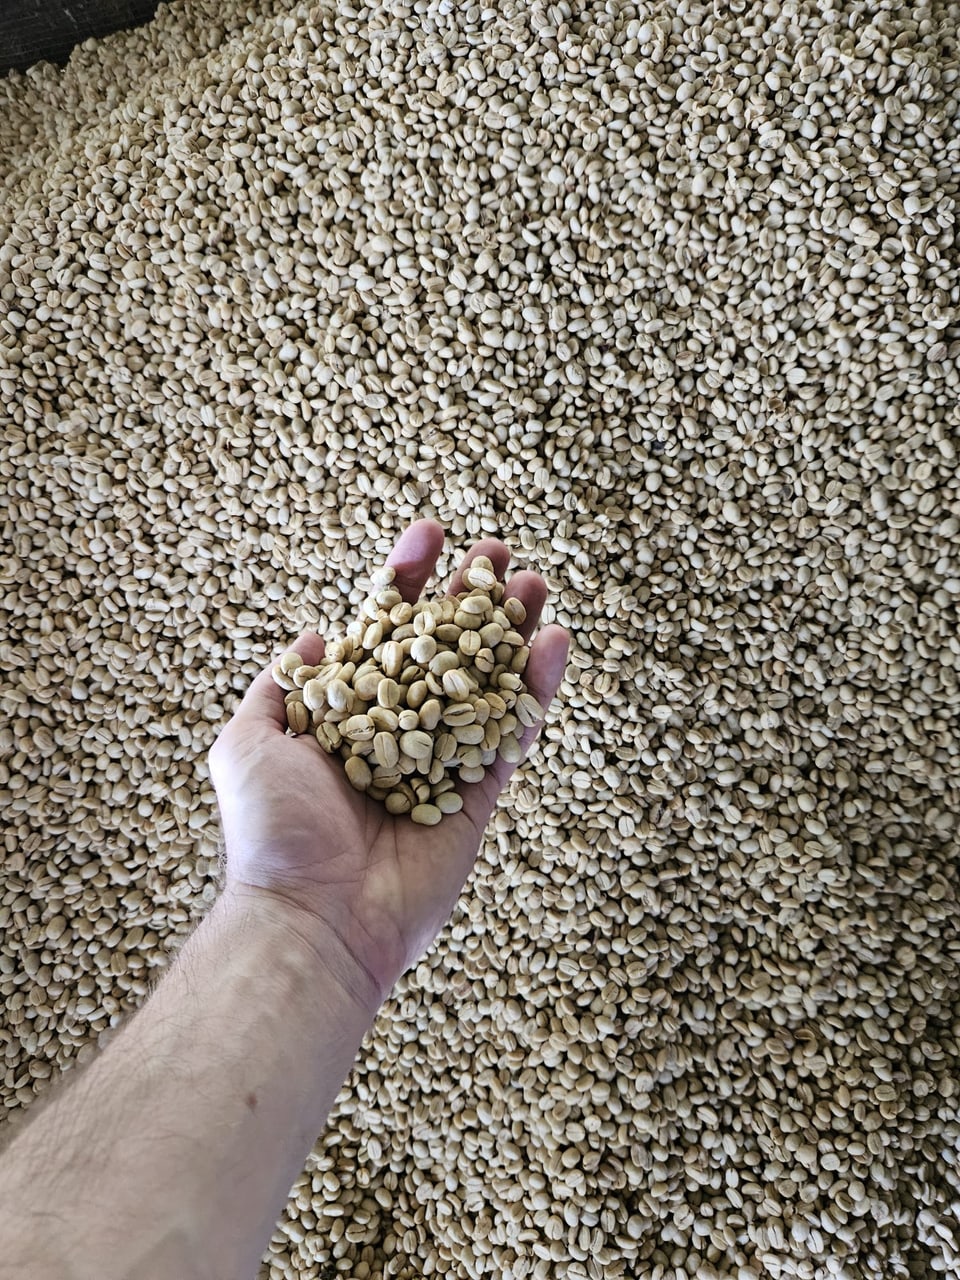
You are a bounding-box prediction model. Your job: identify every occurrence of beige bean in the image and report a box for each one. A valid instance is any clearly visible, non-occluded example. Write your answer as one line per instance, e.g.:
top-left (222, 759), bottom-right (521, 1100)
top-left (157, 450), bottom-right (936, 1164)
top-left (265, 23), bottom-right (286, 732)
top-left (374, 588), bottom-right (403, 609)
top-left (510, 647), bottom-right (530, 674)
top-left (454, 609), bottom-right (483, 630)
top-left (326, 679), bottom-right (352, 712)
top-left (498, 733), bottom-right (521, 764)
top-left (286, 701), bottom-right (309, 734)
top-left (397, 709), bottom-right (420, 732)
top-left (458, 630), bottom-right (482, 657)
top-left (291, 664), bottom-right (323, 687)
top-left (354, 670), bottom-right (381, 700)
top-left (410, 635), bottom-right (437, 665)
top-left (453, 723), bottom-right (485, 746)
top-left (407, 680), bottom-right (429, 709)
top-left (458, 765), bottom-right (486, 784)
top-left (345, 756), bottom-right (373, 791)
top-left (427, 758), bottom-right (445, 785)
top-left (389, 602), bottom-right (413, 626)
top-left (442, 702), bottom-right (476, 727)
top-left (516, 692), bottom-right (545, 727)
top-left (272, 666), bottom-right (299, 691)
top-left (385, 790), bottom-right (412, 816)
top-left (429, 650), bottom-right (461, 676)
top-left (316, 723), bottom-right (341, 752)
top-left (484, 692), bottom-right (507, 718)
top-left (504, 597), bottom-right (526, 625)
top-left (377, 677), bottom-right (401, 708)
top-left (435, 790), bottom-right (463, 814)
top-left (279, 651), bottom-right (303, 675)
top-left (459, 745), bottom-right (483, 769)
top-left (442, 669), bottom-right (473, 700)
top-left (368, 706), bottom-right (400, 732)
top-left (435, 624), bottom-right (461, 644)
top-left (302, 679), bottom-right (329, 713)
top-left (435, 732), bottom-right (458, 763)
top-left (371, 767), bottom-right (402, 789)
top-left (374, 732), bottom-right (400, 769)
top-left (412, 610), bottom-right (437, 636)
top-left (473, 647), bottom-right (496, 674)
top-left (341, 714), bottom-right (376, 742)
top-left (459, 595), bottom-right (489, 615)
top-left (478, 622), bottom-right (504, 647)
top-left (400, 730), bottom-right (433, 760)
top-left (418, 698), bottom-right (442, 731)
top-left (411, 803), bottom-right (442, 826)
top-left (362, 621), bottom-right (384, 649)
top-left (463, 564), bottom-right (498, 591)
top-left (380, 641), bottom-right (404, 678)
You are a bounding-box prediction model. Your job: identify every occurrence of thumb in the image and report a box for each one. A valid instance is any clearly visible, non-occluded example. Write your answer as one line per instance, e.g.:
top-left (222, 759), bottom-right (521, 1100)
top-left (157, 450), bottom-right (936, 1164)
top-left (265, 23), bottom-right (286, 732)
top-left (233, 631), bottom-right (326, 731)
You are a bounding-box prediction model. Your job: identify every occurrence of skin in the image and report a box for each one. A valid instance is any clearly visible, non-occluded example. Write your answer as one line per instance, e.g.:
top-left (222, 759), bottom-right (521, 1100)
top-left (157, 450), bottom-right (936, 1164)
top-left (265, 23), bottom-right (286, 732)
top-left (211, 518), bottom-right (570, 1007)
top-left (0, 520), bottom-right (569, 1280)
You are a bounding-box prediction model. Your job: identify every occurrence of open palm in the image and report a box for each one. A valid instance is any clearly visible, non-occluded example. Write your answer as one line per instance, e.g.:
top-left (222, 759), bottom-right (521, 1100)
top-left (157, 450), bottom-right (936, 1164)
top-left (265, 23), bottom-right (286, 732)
top-left (208, 521), bottom-right (569, 1003)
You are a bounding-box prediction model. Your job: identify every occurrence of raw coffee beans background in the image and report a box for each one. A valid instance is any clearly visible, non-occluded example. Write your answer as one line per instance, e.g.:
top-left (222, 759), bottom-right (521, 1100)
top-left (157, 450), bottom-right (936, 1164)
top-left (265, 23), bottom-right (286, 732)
top-left (2, 0), bottom-right (960, 1277)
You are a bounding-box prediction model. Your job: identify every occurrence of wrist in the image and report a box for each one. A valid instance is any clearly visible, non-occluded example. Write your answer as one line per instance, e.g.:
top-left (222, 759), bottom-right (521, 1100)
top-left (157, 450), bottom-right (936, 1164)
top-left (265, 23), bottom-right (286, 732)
top-left (218, 882), bottom-right (384, 1021)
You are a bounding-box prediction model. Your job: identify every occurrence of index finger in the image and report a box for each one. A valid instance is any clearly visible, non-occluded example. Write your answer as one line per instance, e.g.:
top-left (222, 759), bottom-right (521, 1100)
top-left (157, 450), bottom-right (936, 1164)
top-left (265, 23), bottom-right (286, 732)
top-left (456, 622), bottom-right (570, 833)
top-left (384, 519), bottom-right (446, 603)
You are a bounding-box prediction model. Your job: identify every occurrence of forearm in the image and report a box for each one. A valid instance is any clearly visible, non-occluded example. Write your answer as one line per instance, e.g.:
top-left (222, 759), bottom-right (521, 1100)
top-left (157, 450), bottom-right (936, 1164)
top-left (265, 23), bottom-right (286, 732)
top-left (0, 887), bottom-right (380, 1280)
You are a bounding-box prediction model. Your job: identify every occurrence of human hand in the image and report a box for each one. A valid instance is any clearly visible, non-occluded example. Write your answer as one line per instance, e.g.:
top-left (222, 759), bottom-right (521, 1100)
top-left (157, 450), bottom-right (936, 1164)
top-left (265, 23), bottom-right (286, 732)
top-left (208, 520), bottom-right (569, 1011)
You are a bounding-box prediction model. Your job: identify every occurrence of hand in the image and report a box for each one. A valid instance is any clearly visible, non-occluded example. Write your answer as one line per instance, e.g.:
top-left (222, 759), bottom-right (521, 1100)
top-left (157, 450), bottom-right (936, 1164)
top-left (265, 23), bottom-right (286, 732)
top-left (208, 520), bottom-right (569, 1009)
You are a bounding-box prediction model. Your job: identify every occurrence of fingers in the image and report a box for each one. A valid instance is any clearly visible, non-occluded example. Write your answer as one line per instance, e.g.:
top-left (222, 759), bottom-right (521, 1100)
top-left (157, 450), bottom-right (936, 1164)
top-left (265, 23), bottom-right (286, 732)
top-left (283, 631), bottom-right (326, 669)
top-left (446, 539), bottom-right (512, 597)
top-left (385, 519), bottom-right (446, 603)
top-left (231, 630), bottom-right (326, 731)
top-left (496, 570), bottom-right (547, 643)
top-left (513, 624), bottom-right (569, 755)
top-left (448, 543), bottom-right (547, 643)
top-left (458, 622), bottom-right (569, 832)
